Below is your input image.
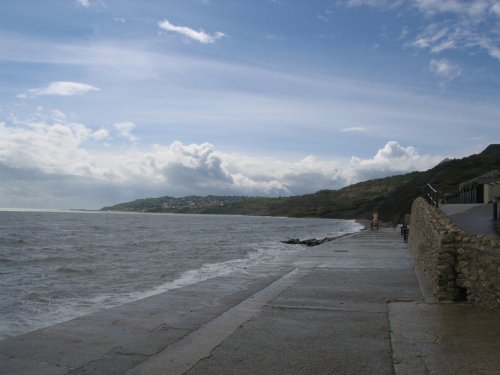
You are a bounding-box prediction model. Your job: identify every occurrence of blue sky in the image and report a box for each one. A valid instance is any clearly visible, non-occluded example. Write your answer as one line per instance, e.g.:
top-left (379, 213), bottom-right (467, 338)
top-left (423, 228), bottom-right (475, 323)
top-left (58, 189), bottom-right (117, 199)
top-left (1, 0), bottom-right (499, 208)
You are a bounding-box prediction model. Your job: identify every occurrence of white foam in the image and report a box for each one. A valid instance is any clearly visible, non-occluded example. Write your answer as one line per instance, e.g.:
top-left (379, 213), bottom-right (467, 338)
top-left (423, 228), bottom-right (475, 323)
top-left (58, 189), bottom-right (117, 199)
top-left (93, 240), bottom-right (299, 306)
top-left (94, 220), bottom-right (363, 306)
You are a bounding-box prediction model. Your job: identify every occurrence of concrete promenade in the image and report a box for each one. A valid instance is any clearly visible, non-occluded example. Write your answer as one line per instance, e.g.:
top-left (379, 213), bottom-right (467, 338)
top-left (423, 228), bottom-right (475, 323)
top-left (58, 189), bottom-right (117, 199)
top-left (1, 229), bottom-right (499, 374)
top-left (440, 203), bottom-right (499, 237)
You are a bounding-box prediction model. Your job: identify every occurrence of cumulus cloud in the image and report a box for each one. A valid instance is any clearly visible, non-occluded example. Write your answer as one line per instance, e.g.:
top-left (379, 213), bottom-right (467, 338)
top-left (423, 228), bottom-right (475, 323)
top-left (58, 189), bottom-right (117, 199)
top-left (158, 20), bottom-right (225, 44)
top-left (429, 58), bottom-right (462, 81)
top-left (19, 81), bottom-right (99, 98)
top-left (0, 118), bottom-right (445, 208)
top-left (0, 120), bottom-right (93, 176)
top-left (159, 141), bottom-right (235, 190)
top-left (344, 141), bottom-right (442, 183)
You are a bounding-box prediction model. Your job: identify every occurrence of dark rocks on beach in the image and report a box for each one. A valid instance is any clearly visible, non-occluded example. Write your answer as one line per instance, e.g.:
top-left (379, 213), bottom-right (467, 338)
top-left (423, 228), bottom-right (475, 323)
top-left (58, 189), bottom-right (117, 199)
top-left (282, 237), bottom-right (336, 247)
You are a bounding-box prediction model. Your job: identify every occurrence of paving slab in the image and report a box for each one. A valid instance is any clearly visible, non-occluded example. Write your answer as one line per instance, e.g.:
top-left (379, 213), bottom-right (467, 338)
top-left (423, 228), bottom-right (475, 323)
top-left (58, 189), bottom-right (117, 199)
top-left (187, 307), bottom-right (393, 375)
top-left (0, 353), bottom-right (70, 375)
top-left (389, 301), bottom-right (500, 375)
top-left (271, 268), bottom-right (421, 313)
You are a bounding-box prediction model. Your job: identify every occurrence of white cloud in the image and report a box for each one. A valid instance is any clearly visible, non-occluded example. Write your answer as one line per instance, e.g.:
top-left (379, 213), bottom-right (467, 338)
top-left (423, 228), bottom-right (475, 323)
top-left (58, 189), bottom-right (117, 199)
top-left (0, 117), bottom-right (444, 208)
top-left (345, 0), bottom-right (500, 62)
top-left (158, 141), bottom-right (237, 191)
top-left (411, 22), bottom-right (500, 61)
top-left (493, 2), bottom-right (500, 16)
top-left (318, 10), bottom-right (333, 22)
top-left (113, 121), bottom-right (139, 142)
top-left (158, 20), bottom-right (225, 44)
top-left (415, 0), bottom-right (492, 17)
top-left (411, 25), bottom-right (450, 50)
top-left (346, 0), bottom-right (404, 8)
top-left (0, 120), bottom-right (93, 177)
top-left (414, 1), bottom-right (500, 60)
top-left (19, 81), bottom-right (99, 98)
top-left (344, 141), bottom-right (442, 183)
top-left (340, 127), bottom-right (367, 133)
top-left (76, 0), bottom-right (90, 8)
top-left (429, 58), bottom-right (462, 81)
top-left (350, 0), bottom-right (496, 17)
top-left (50, 109), bottom-right (67, 122)
top-left (475, 36), bottom-right (500, 60)
top-left (91, 128), bottom-right (109, 140)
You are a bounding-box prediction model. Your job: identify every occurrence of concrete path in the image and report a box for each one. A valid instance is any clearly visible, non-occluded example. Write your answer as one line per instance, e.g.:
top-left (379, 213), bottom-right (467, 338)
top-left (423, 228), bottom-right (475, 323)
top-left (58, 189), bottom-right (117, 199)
top-left (440, 203), bottom-right (499, 237)
top-left (1, 229), bottom-right (499, 374)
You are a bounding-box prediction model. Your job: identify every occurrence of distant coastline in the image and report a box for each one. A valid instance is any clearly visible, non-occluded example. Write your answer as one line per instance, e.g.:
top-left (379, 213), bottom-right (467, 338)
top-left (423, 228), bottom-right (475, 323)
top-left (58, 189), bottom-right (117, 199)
top-left (98, 144), bottom-right (500, 224)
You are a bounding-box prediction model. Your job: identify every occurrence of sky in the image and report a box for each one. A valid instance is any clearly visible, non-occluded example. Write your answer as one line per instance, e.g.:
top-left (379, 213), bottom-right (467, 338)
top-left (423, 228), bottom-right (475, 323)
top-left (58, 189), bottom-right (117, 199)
top-left (1, 0), bottom-right (499, 209)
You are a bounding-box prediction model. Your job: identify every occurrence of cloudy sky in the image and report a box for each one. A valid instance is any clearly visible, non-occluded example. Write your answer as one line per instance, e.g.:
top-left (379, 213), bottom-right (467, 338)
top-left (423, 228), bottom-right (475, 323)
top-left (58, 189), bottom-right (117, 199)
top-left (1, 0), bottom-right (499, 209)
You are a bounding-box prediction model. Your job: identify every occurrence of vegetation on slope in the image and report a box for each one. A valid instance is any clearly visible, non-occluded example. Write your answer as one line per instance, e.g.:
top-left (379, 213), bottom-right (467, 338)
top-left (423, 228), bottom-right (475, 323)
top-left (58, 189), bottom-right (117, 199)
top-left (101, 145), bottom-right (500, 223)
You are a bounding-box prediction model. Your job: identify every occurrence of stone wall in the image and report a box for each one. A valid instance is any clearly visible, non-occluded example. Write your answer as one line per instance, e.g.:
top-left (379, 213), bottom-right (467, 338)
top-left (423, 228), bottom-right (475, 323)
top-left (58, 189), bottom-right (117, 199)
top-left (409, 197), bottom-right (500, 310)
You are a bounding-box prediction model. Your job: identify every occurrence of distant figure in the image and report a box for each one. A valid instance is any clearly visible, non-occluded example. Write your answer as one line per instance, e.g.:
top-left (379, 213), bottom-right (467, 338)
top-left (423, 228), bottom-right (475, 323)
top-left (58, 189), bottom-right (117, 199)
top-left (371, 211), bottom-right (379, 230)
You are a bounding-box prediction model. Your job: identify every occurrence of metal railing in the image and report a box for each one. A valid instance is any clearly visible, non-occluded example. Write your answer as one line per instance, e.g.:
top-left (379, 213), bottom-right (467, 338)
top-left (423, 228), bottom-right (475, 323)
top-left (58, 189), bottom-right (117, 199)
top-left (424, 183), bottom-right (439, 207)
top-left (443, 189), bottom-right (478, 204)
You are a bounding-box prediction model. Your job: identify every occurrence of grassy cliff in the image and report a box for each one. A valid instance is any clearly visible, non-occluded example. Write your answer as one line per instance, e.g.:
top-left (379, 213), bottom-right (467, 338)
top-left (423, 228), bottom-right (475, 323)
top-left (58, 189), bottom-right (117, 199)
top-left (101, 145), bottom-right (500, 222)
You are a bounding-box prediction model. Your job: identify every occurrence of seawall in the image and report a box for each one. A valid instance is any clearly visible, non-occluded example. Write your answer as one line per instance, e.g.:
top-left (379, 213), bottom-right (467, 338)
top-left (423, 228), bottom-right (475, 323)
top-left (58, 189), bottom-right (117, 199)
top-left (408, 197), bottom-right (500, 310)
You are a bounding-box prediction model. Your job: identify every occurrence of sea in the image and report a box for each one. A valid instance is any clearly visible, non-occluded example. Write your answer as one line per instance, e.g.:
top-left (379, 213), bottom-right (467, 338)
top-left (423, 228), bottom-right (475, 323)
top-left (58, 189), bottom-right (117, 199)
top-left (0, 209), bottom-right (363, 341)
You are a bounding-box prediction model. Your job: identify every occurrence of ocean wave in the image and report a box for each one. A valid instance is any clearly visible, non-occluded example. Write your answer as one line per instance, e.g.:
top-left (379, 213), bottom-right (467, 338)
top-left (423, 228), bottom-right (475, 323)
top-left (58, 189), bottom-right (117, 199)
top-left (90, 240), bottom-right (298, 308)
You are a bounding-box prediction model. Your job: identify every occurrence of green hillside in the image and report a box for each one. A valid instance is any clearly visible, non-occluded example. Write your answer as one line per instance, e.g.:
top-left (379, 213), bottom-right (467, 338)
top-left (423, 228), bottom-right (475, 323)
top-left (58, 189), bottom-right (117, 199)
top-left (101, 144), bottom-right (500, 223)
